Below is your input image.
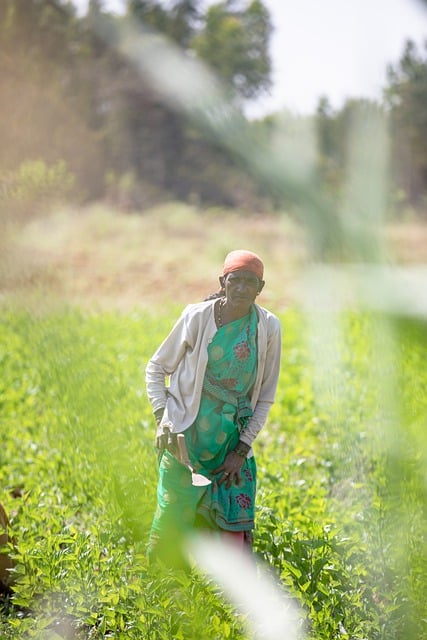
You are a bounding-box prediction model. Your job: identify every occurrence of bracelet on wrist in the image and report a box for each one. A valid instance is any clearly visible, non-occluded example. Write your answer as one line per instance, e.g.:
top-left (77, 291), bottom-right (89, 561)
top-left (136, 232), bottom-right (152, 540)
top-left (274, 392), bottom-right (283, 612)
top-left (154, 408), bottom-right (165, 425)
top-left (233, 442), bottom-right (250, 457)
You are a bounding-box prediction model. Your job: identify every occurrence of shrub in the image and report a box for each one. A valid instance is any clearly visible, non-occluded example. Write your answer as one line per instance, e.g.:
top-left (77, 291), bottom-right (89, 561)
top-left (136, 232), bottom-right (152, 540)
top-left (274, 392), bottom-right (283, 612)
top-left (0, 160), bottom-right (76, 223)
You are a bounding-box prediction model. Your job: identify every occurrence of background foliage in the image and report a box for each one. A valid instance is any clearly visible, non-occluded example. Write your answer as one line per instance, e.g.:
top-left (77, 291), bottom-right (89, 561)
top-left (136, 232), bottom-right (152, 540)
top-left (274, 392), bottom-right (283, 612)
top-left (1, 0), bottom-right (427, 215)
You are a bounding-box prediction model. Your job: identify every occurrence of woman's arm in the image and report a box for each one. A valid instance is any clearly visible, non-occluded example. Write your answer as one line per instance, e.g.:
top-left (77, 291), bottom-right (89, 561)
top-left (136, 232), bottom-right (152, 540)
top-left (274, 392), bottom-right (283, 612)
top-left (239, 316), bottom-right (282, 446)
top-left (145, 308), bottom-right (191, 413)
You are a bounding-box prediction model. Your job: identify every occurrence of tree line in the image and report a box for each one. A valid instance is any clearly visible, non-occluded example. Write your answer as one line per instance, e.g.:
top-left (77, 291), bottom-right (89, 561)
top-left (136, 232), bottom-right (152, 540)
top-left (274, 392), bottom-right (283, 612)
top-left (1, 0), bottom-right (426, 218)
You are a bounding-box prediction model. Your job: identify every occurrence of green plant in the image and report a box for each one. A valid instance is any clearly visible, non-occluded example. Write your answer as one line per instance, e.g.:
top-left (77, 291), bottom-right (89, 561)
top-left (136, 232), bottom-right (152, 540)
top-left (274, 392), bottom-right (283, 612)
top-left (0, 308), bottom-right (425, 639)
top-left (0, 160), bottom-right (76, 223)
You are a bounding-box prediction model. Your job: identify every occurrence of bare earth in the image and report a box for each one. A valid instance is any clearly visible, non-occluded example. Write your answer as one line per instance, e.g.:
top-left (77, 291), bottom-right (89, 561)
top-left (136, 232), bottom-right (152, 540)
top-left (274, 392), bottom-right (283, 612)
top-left (1, 204), bottom-right (427, 315)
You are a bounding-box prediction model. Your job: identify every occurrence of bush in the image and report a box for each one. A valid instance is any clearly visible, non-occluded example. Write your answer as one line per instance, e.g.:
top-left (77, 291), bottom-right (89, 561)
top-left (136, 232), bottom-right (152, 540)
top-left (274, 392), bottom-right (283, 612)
top-left (0, 160), bottom-right (76, 224)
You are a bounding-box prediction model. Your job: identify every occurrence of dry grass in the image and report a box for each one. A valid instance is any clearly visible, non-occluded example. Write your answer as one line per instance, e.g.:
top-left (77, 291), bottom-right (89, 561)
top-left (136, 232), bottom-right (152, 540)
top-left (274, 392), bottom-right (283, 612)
top-left (1, 203), bottom-right (426, 315)
top-left (386, 222), bottom-right (427, 264)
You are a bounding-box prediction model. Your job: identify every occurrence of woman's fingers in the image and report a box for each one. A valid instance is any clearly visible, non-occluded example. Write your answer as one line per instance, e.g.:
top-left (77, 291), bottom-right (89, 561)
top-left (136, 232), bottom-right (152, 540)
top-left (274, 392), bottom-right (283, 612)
top-left (217, 467), bottom-right (242, 487)
top-left (214, 452), bottom-right (244, 486)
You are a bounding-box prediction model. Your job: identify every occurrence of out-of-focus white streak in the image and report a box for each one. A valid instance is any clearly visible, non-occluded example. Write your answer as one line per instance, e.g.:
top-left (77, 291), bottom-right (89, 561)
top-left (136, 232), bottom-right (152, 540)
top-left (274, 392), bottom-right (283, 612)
top-left (118, 20), bottom-right (229, 120)
top-left (189, 534), bottom-right (303, 640)
top-left (300, 264), bottom-right (427, 316)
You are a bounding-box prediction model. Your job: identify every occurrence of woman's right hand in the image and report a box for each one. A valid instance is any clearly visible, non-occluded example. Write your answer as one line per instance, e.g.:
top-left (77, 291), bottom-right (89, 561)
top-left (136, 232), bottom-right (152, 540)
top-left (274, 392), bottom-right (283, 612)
top-left (214, 451), bottom-right (245, 489)
top-left (156, 426), bottom-right (178, 457)
top-left (154, 408), bottom-right (166, 450)
top-left (154, 408), bottom-right (165, 426)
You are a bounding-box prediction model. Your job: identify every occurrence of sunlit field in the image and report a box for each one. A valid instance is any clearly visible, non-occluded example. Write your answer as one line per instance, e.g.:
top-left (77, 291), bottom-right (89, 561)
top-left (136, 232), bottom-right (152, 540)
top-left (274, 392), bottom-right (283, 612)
top-left (1, 205), bottom-right (426, 639)
top-left (2, 2), bottom-right (427, 638)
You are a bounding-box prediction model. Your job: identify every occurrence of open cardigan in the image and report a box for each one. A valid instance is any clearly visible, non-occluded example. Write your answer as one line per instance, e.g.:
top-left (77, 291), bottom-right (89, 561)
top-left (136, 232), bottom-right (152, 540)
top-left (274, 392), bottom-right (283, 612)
top-left (145, 299), bottom-right (282, 451)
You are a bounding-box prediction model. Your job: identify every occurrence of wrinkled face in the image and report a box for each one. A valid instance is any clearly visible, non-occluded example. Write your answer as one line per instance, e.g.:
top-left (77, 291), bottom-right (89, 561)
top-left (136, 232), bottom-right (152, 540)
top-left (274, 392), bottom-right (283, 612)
top-left (220, 269), bottom-right (264, 308)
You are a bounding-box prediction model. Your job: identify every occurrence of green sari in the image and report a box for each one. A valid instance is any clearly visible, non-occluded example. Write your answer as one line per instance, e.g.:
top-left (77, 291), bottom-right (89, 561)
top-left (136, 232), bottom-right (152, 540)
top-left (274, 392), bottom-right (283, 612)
top-left (148, 304), bottom-right (258, 563)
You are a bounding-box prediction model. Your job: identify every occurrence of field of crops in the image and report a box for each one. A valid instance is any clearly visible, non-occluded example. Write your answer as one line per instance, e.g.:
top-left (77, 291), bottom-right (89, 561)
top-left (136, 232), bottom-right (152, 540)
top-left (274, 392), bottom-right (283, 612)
top-left (1, 300), bottom-right (426, 639)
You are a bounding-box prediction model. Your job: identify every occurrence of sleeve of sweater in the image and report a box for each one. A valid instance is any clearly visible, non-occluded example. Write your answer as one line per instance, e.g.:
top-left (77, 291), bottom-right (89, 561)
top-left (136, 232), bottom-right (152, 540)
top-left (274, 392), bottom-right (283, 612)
top-left (145, 307), bottom-right (190, 413)
top-left (239, 316), bottom-right (282, 447)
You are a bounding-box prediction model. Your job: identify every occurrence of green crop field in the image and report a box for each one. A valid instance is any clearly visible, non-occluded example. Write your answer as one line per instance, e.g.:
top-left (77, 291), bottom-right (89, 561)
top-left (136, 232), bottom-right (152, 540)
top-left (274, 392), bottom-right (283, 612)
top-left (1, 2), bottom-right (427, 635)
top-left (1, 302), bottom-right (426, 639)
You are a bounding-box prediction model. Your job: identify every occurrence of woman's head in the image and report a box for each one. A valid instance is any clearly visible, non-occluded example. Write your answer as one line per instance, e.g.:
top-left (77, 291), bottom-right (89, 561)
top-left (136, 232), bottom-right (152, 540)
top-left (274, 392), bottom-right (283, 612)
top-left (219, 250), bottom-right (265, 304)
top-left (221, 250), bottom-right (264, 280)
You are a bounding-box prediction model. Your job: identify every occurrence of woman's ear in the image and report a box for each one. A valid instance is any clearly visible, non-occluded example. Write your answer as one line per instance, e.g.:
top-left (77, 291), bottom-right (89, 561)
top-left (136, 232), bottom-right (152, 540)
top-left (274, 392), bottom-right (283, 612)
top-left (219, 276), bottom-right (225, 289)
top-left (257, 280), bottom-right (265, 295)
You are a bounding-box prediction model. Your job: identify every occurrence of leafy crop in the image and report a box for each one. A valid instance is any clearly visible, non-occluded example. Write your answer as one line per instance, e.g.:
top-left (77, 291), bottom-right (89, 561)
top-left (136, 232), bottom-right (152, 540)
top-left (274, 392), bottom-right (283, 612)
top-left (0, 307), bottom-right (425, 639)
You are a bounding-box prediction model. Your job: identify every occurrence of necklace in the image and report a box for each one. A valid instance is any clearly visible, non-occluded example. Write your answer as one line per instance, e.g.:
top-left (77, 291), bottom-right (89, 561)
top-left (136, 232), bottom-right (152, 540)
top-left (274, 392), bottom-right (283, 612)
top-left (217, 298), bottom-right (226, 328)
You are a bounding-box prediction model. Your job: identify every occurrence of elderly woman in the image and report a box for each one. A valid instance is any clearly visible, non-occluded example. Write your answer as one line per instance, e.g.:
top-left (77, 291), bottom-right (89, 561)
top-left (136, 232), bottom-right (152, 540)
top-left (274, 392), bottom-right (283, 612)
top-left (145, 250), bottom-right (281, 567)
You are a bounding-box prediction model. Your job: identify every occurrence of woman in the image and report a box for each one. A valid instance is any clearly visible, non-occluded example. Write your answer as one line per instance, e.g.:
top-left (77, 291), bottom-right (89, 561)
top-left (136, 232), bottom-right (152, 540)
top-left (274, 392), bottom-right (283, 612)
top-left (145, 250), bottom-right (281, 567)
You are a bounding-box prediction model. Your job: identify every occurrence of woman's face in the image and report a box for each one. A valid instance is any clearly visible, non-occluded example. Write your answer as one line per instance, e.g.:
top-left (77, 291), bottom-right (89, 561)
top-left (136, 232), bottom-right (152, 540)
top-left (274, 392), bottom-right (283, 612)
top-left (221, 270), bottom-right (264, 310)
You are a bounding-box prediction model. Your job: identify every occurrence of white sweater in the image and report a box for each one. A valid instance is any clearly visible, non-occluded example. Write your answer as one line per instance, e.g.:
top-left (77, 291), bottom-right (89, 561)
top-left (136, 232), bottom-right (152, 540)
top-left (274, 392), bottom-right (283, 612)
top-left (145, 299), bottom-right (282, 450)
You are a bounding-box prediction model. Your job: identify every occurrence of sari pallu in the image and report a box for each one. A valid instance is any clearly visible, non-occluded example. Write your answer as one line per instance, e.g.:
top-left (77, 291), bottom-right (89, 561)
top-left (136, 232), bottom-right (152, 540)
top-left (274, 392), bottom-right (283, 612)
top-left (148, 305), bottom-right (258, 561)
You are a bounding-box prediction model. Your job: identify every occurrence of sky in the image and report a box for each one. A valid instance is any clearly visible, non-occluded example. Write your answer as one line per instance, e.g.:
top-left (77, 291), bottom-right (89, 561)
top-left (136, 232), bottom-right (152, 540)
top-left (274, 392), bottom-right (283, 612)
top-left (74, 0), bottom-right (427, 116)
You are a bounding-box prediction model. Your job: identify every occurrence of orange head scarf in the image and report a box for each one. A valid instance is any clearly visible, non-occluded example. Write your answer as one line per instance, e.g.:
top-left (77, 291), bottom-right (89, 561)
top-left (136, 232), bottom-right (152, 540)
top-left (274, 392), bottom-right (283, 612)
top-left (222, 250), bottom-right (264, 280)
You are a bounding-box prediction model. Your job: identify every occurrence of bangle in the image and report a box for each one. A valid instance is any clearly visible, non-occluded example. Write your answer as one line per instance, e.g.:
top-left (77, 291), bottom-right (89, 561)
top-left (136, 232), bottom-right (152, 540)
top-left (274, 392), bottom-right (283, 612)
top-left (154, 408), bottom-right (165, 425)
top-left (233, 442), bottom-right (250, 457)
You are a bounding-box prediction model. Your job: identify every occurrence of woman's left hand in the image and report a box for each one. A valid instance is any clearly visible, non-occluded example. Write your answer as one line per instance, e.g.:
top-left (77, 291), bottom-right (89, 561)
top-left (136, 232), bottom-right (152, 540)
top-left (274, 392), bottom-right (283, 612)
top-left (214, 451), bottom-right (245, 489)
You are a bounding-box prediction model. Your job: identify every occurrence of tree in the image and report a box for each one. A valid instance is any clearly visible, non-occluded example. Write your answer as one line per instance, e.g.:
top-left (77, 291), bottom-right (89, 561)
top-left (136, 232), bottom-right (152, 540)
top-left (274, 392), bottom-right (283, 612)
top-left (192, 0), bottom-right (272, 101)
top-left (0, 0), bottom-right (107, 193)
top-left (169, 1), bottom-right (201, 47)
top-left (385, 39), bottom-right (427, 209)
top-left (314, 97), bottom-right (385, 199)
top-left (127, 0), bottom-right (169, 33)
top-left (315, 97), bottom-right (342, 192)
top-left (0, 0), bottom-right (274, 208)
